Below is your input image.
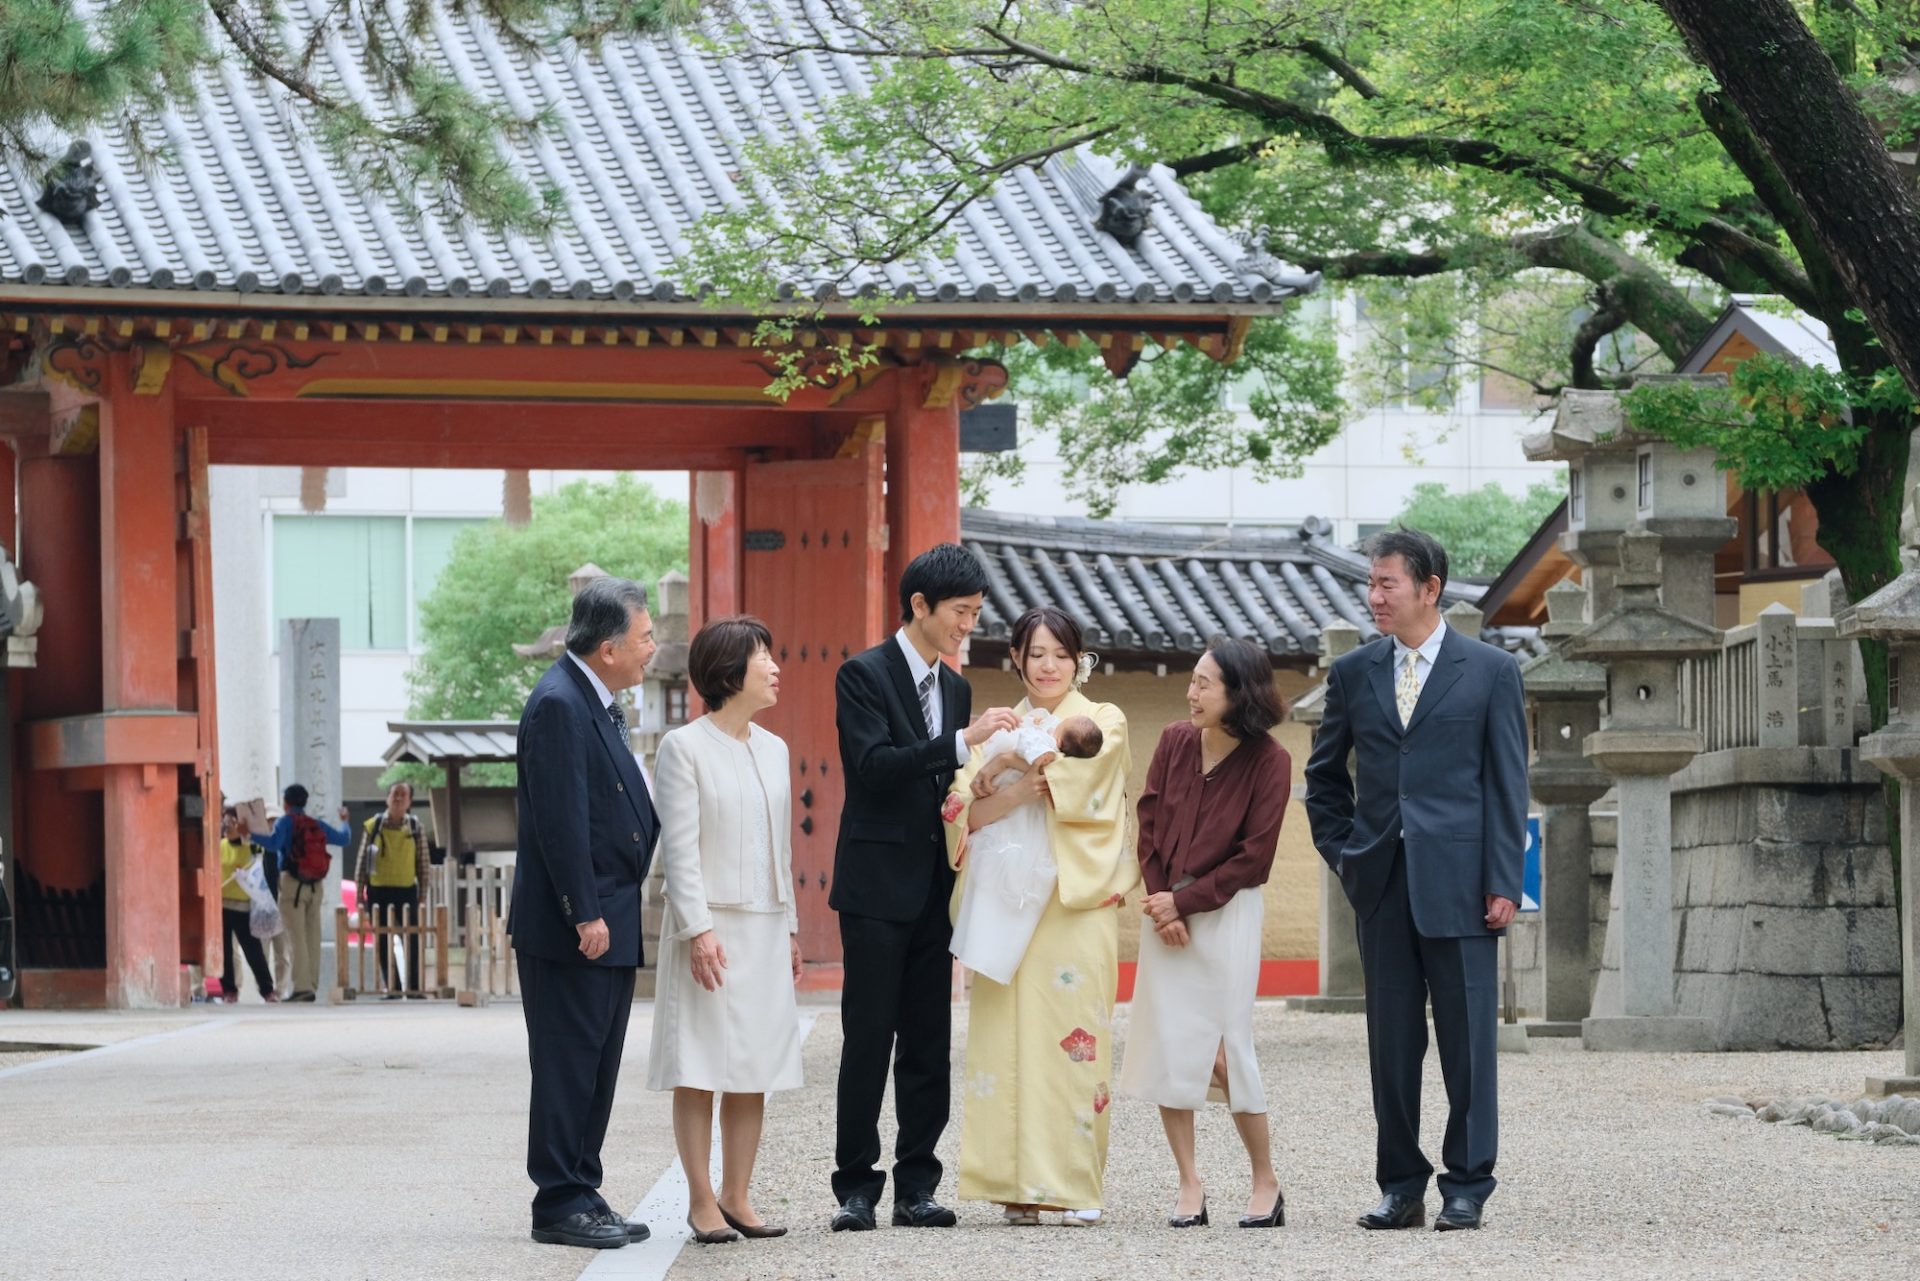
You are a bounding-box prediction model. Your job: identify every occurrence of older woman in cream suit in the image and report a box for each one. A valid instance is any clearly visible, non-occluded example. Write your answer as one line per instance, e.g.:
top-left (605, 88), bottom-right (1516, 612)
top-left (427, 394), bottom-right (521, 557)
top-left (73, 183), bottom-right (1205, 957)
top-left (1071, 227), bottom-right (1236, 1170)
top-left (648, 616), bottom-right (804, 1244)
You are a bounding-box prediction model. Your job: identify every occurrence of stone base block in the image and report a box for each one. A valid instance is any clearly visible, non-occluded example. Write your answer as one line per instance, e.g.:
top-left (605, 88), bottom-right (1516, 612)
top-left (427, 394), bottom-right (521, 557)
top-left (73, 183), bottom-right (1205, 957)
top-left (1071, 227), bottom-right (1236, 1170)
top-left (1865, 1075), bottom-right (1920, 1098)
top-left (1581, 1015), bottom-right (1717, 1053)
top-left (1497, 1023), bottom-right (1531, 1055)
top-left (1525, 1021), bottom-right (1585, 1038)
top-left (1285, 995), bottom-right (1368, 1014)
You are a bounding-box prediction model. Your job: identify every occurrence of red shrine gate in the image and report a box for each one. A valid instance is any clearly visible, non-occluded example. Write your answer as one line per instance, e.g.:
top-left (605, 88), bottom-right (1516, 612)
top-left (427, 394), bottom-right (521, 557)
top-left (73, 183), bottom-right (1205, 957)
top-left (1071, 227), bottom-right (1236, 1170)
top-left (0, 312), bottom-right (1261, 1006)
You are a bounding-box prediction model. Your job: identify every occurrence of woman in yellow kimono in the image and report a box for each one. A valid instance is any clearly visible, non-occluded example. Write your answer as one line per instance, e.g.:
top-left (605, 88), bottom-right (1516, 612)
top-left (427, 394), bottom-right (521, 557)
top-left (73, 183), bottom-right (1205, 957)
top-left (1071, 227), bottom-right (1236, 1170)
top-left (944, 606), bottom-right (1138, 1226)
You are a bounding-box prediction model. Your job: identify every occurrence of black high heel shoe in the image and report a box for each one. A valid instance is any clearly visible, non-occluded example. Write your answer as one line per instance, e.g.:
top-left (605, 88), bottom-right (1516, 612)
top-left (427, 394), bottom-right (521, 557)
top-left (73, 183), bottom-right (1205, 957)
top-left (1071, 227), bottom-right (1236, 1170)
top-left (1168, 1195), bottom-right (1208, 1228)
top-left (1238, 1191), bottom-right (1285, 1228)
top-left (686, 1213), bottom-right (739, 1245)
top-left (719, 1206), bottom-right (788, 1239)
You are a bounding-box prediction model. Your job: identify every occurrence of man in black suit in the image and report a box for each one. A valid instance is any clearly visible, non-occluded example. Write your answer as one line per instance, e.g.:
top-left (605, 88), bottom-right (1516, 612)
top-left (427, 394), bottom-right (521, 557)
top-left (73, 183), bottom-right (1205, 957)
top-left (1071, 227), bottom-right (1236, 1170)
top-left (1304, 528), bottom-right (1528, 1233)
top-left (511, 576), bottom-right (660, 1250)
top-left (829, 544), bottom-right (1017, 1231)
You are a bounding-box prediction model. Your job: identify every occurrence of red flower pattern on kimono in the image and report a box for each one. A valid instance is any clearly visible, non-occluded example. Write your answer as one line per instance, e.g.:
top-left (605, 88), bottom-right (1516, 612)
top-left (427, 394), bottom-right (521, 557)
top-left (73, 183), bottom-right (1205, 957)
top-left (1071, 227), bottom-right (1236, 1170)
top-left (941, 793), bottom-right (966, 825)
top-left (1093, 1083), bottom-right (1111, 1114)
top-left (1059, 1027), bottom-right (1097, 1062)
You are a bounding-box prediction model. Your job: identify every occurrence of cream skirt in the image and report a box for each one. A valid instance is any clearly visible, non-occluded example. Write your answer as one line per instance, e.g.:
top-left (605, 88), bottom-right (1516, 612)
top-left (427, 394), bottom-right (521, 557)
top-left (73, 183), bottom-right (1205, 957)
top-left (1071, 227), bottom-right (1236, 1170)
top-left (647, 906), bottom-right (803, 1094)
top-left (1118, 886), bottom-right (1266, 1113)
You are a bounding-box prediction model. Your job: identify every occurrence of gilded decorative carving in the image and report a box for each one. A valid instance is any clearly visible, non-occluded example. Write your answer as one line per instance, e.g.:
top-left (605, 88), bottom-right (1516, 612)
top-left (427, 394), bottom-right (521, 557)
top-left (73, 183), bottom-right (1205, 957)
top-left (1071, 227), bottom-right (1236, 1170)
top-left (923, 358), bottom-right (1008, 410)
top-left (176, 341), bottom-right (331, 397)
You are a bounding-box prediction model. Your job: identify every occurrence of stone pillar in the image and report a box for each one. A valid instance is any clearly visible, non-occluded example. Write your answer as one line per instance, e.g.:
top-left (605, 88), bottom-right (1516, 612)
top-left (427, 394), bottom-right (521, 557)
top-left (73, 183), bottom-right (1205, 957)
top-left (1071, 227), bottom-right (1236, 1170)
top-left (279, 618), bottom-right (343, 943)
top-left (1523, 581), bottom-right (1610, 1027)
top-left (1842, 574), bottom-right (1920, 1093)
top-left (1570, 527), bottom-right (1721, 1051)
top-left (1287, 619), bottom-right (1364, 1012)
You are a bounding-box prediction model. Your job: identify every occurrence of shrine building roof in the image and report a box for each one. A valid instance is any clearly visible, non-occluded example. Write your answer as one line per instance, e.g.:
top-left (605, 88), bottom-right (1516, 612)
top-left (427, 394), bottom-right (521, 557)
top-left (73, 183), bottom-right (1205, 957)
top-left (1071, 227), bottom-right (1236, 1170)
top-left (0, 1), bottom-right (1318, 317)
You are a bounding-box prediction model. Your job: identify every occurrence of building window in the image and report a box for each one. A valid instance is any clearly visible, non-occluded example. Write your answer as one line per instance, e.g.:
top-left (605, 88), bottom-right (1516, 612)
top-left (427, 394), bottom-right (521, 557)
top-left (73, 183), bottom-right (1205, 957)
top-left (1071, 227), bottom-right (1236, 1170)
top-left (1636, 452), bottom-right (1652, 510)
top-left (1477, 368), bottom-right (1533, 412)
top-left (1569, 466), bottom-right (1585, 522)
top-left (666, 687), bottom-right (689, 726)
top-left (1744, 491), bottom-right (1801, 573)
top-left (273, 514), bottom-right (488, 652)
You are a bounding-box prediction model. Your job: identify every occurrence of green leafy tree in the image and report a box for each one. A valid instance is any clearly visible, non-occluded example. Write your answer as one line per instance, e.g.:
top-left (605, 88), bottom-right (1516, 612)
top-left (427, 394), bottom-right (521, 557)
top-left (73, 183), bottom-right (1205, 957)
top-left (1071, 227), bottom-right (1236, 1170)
top-left (394, 474), bottom-right (687, 784)
top-left (1389, 479), bottom-right (1566, 581)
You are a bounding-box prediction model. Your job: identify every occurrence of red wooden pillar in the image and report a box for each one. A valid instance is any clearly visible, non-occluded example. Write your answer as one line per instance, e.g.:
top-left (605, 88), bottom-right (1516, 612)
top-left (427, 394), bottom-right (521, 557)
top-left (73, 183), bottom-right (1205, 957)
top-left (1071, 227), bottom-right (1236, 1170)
top-left (884, 366), bottom-right (963, 608)
top-left (1, 439), bottom-right (16, 559)
top-left (98, 352), bottom-right (183, 1007)
top-left (688, 469), bottom-right (743, 637)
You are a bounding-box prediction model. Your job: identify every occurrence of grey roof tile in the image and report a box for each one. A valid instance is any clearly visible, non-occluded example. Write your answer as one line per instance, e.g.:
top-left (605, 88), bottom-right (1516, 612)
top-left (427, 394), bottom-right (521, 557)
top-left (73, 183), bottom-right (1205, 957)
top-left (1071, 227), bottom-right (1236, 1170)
top-left (0, 0), bottom-right (1318, 308)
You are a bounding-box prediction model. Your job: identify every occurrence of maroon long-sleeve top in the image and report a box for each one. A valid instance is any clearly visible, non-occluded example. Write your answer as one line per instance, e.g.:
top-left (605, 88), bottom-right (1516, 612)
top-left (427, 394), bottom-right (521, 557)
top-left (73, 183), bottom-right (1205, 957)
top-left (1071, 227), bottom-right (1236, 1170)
top-left (1137, 721), bottom-right (1292, 919)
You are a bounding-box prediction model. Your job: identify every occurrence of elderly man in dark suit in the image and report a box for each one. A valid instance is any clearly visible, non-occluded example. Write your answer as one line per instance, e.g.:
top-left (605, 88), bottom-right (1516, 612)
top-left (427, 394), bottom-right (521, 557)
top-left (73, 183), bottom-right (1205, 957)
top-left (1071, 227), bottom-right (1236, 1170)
top-left (827, 544), bottom-right (1017, 1232)
top-left (1304, 528), bottom-right (1528, 1233)
top-left (511, 576), bottom-right (660, 1250)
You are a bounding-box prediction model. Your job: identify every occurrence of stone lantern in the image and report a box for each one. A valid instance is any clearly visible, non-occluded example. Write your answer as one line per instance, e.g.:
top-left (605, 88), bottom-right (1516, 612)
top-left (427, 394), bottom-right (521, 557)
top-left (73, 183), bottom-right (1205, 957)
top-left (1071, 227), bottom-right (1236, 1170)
top-left (1521, 580), bottom-right (1611, 1027)
top-left (1627, 375), bottom-right (1736, 628)
top-left (1840, 571), bottom-right (1920, 1094)
top-left (1288, 618), bottom-right (1365, 1013)
top-left (1568, 527), bottom-right (1722, 1051)
top-left (1525, 390), bottom-right (1641, 620)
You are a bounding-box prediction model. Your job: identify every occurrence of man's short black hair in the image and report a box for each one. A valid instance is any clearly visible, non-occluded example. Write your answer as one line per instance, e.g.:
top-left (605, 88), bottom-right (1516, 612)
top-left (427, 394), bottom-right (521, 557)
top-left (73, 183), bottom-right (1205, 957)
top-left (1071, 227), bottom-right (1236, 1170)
top-left (1363, 527), bottom-right (1450, 592)
top-left (283, 784), bottom-right (309, 809)
top-left (898, 543), bottom-right (990, 623)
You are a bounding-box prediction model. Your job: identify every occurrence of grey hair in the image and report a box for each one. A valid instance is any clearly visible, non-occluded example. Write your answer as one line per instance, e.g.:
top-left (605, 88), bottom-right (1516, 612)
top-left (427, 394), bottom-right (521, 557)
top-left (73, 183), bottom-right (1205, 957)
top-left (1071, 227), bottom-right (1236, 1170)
top-left (565, 576), bottom-right (650, 656)
top-left (1362, 527), bottom-right (1450, 591)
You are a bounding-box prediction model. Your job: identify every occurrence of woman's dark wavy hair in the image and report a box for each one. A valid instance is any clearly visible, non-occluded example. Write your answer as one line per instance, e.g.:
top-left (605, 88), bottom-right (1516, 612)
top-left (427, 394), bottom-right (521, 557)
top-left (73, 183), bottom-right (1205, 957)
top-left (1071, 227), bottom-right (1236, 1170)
top-left (1010, 607), bottom-right (1085, 675)
top-left (1205, 635), bottom-right (1286, 740)
top-left (689, 615), bottom-right (774, 710)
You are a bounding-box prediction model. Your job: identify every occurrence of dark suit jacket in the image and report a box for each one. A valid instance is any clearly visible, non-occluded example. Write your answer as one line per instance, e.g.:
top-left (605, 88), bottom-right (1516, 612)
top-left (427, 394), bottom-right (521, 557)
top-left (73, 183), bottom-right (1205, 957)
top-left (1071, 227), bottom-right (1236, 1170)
top-left (1304, 626), bottom-right (1529, 938)
top-left (829, 638), bottom-right (970, 923)
top-left (509, 657), bottom-right (660, 967)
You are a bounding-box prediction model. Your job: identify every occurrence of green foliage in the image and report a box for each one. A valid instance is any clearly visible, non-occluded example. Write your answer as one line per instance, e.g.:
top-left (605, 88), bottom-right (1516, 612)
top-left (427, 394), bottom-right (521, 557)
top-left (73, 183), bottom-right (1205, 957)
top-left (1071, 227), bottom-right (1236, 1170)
top-left (1389, 478), bottom-right (1567, 579)
top-left (405, 474), bottom-right (688, 731)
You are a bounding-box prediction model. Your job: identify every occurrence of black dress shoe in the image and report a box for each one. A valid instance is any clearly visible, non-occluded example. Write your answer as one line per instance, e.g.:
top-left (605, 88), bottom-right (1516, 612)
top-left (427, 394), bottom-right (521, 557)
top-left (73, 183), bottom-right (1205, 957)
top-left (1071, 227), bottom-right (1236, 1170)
top-left (832, 1195), bottom-right (877, 1232)
top-left (1169, 1195), bottom-right (1208, 1228)
top-left (593, 1210), bottom-right (649, 1242)
top-left (530, 1211), bottom-right (628, 1249)
top-left (1357, 1193), bottom-right (1426, 1230)
top-left (1434, 1196), bottom-right (1483, 1231)
top-left (719, 1206), bottom-right (788, 1238)
top-left (1238, 1191), bottom-right (1285, 1228)
top-left (892, 1193), bottom-right (958, 1227)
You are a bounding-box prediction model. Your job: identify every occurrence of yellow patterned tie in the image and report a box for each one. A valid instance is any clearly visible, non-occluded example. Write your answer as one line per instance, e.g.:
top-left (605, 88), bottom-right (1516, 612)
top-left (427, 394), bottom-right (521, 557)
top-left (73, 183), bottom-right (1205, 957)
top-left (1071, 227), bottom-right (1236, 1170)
top-left (1396, 651), bottom-right (1421, 728)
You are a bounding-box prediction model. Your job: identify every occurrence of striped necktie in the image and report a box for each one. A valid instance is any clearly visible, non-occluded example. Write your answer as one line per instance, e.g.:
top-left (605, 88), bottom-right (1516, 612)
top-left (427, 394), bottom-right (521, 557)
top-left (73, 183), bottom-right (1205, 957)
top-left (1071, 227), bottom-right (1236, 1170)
top-left (918, 670), bottom-right (937, 738)
top-left (607, 699), bottom-right (627, 739)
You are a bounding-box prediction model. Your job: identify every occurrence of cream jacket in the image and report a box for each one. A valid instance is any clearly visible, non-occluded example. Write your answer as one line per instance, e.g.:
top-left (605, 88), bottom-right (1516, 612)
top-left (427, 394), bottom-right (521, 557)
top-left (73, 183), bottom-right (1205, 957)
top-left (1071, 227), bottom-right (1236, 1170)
top-left (653, 716), bottom-right (796, 941)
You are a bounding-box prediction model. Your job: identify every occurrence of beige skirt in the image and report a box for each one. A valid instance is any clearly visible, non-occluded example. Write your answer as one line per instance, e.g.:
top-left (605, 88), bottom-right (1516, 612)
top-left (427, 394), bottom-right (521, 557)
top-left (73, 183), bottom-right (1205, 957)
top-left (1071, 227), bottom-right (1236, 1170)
top-left (647, 906), bottom-right (803, 1094)
top-left (1118, 886), bottom-right (1267, 1113)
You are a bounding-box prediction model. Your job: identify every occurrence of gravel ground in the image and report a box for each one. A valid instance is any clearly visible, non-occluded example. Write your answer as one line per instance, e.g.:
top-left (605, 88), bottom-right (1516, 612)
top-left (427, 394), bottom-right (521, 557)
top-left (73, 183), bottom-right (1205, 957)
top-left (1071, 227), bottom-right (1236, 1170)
top-left (0, 1049), bottom-right (64, 1070)
top-left (668, 1003), bottom-right (1920, 1281)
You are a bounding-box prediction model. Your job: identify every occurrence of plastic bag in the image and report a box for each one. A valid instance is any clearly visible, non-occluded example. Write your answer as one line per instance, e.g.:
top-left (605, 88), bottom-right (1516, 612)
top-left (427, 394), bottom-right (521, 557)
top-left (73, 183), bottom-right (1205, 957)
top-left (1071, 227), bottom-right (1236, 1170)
top-left (250, 900), bottom-right (284, 941)
top-left (230, 857), bottom-right (284, 939)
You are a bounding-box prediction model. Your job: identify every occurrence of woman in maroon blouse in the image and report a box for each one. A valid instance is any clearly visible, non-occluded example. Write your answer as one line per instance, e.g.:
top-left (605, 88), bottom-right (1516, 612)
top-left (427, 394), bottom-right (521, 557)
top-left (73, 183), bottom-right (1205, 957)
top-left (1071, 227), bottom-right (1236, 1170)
top-left (1119, 636), bottom-right (1291, 1229)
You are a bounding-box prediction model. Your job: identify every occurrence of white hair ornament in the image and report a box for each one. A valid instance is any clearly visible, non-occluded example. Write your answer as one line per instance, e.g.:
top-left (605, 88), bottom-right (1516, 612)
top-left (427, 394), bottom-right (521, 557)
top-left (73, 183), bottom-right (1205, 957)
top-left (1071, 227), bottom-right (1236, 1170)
top-left (1073, 651), bottom-right (1099, 689)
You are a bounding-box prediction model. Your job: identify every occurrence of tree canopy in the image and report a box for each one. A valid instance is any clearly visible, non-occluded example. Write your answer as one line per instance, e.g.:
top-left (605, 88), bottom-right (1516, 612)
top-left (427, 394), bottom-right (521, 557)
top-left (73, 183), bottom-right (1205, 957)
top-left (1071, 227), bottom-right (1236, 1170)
top-left (1391, 478), bottom-right (1566, 581)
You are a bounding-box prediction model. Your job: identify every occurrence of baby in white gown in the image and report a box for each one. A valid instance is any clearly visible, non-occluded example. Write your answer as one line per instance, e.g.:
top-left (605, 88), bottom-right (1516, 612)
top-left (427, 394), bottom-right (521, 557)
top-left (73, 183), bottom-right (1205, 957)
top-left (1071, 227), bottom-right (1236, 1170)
top-left (951, 710), bottom-right (1103, 984)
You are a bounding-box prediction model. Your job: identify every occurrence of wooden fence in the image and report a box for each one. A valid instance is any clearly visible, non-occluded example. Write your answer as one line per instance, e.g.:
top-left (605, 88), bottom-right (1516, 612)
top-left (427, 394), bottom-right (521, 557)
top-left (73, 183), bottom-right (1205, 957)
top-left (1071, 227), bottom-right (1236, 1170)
top-left (332, 904), bottom-right (453, 1001)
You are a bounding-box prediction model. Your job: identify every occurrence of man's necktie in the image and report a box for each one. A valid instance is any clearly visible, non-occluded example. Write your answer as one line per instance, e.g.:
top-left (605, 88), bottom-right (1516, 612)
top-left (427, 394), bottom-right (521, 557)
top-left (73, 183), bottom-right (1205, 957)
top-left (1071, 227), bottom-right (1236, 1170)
top-left (1396, 652), bottom-right (1421, 728)
top-left (918, 670), bottom-right (937, 737)
top-left (607, 699), bottom-right (628, 739)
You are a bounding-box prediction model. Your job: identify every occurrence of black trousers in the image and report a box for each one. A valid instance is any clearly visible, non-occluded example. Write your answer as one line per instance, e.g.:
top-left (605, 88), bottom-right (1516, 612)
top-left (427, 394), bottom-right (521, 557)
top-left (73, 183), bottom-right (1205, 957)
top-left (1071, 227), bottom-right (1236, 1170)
top-left (832, 872), bottom-right (953, 1206)
top-left (220, 907), bottom-right (275, 999)
top-left (1356, 846), bottom-right (1499, 1204)
top-left (366, 885), bottom-right (421, 992)
top-left (518, 953), bottom-right (636, 1225)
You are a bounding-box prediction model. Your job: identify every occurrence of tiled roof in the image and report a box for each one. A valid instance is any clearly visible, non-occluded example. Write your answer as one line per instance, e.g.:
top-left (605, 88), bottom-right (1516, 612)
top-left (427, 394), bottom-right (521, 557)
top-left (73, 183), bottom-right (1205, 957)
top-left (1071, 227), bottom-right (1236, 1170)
top-left (381, 721), bottom-right (520, 766)
top-left (0, 1), bottom-right (1318, 309)
top-left (961, 510), bottom-right (1528, 667)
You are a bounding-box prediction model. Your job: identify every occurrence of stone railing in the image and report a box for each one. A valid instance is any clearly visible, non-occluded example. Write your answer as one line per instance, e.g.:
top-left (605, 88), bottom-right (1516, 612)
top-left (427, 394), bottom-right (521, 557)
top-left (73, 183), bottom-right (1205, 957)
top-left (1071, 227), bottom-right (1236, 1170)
top-left (1678, 604), bottom-right (1859, 752)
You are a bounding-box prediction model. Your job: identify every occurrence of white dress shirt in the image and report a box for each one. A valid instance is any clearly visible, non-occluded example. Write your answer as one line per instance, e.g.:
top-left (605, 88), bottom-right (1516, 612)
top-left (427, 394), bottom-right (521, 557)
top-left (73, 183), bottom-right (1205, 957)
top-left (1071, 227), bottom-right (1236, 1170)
top-left (1391, 619), bottom-right (1448, 699)
top-left (566, 650), bottom-right (615, 710)
top-left (894, 629), bottom-right (969, 766)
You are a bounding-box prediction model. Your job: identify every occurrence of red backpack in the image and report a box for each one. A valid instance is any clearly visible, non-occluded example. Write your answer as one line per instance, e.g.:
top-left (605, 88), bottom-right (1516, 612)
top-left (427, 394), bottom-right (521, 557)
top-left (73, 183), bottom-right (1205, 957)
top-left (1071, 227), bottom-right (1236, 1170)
top-left (289, 814), bottom-right (332, 884)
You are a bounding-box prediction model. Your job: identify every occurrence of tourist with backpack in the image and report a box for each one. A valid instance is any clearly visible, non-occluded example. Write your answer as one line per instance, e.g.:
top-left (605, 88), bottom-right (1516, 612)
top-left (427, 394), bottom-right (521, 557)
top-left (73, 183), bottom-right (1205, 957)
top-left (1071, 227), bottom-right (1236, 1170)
top-left (352, 781), bottom-right (432, 998)
top-left (256, 783), bottom-right (352, 1002)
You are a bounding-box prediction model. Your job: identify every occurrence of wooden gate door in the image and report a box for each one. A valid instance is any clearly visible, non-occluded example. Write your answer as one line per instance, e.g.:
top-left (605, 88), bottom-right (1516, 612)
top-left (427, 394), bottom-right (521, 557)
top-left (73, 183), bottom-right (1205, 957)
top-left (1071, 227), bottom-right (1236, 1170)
top-left (741, 449), bottom-right (886, 963)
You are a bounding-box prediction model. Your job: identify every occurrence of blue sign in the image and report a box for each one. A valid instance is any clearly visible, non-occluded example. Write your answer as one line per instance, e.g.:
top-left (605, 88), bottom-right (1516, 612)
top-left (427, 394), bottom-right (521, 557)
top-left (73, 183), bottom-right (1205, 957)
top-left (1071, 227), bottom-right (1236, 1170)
top-left (1520, 816), bottom-right (1542, 912)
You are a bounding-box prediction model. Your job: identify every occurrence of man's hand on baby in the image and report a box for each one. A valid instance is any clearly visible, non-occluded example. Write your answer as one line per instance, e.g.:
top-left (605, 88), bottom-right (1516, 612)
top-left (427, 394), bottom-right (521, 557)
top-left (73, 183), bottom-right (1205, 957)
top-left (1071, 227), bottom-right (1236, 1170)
top-left (963, 708), bottom-right (1021, 747)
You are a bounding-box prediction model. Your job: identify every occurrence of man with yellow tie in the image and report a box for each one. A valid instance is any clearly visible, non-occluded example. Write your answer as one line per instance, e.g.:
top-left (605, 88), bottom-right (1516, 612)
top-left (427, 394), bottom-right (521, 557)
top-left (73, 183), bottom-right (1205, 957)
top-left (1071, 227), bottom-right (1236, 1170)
top-left (1304, 528), bottom-right (1528, 1234)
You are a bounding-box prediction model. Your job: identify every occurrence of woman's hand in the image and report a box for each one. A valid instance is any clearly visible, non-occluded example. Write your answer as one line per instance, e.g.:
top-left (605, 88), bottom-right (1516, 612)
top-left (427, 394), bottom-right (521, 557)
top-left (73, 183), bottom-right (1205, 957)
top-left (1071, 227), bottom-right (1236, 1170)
top-left (1156, 919), bottom-right (1191, 949)
top-left (1143, 890), bottom-right (1181, 928)
top-left (970, 752), bottom-right (1025, 798)
top-left (790, 934), bottom-right (804, 985)
top-left (689, 929), bottom-right (728, 992)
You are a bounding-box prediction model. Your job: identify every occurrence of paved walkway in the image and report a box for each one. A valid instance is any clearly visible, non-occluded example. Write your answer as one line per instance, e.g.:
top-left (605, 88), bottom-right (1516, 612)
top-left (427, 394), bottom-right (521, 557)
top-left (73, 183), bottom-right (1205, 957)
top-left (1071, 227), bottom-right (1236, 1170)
top-left (1, 1001), bottom-right (1915, 1279)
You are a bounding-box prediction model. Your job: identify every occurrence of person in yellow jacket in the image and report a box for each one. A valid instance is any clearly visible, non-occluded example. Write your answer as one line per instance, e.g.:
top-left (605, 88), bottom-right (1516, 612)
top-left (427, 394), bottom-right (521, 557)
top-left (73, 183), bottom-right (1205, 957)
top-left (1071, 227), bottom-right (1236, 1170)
top-left (219, 806), bottom-right (278, 1004)
top-left (352, 781), bottom-right (432, 998)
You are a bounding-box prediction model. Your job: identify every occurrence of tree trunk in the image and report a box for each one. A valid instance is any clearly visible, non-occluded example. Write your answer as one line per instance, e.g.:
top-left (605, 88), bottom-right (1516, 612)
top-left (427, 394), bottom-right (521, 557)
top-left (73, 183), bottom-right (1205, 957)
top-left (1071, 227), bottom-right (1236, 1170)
top-left (1660, 0), bottom-right (1920, 402)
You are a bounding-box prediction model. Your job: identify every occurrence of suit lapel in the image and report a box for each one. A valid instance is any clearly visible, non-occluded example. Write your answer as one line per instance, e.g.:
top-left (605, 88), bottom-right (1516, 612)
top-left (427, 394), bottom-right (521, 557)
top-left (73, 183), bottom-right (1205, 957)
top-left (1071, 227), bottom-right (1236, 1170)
top-left (1368, 641), bottom-right (1402, 732)
top-left (558, 659), bottom-right (655, 831)
top-left (883, 637), bottom-right (932, 739)
top-left (1404, 629), bottom-right (1468, 735)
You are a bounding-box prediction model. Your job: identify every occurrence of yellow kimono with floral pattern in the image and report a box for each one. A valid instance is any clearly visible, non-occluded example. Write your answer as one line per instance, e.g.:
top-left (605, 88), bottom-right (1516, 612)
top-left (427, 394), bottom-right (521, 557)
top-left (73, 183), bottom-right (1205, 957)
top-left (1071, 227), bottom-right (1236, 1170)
top-left (944, 691), bottom-right (1138, 1209)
